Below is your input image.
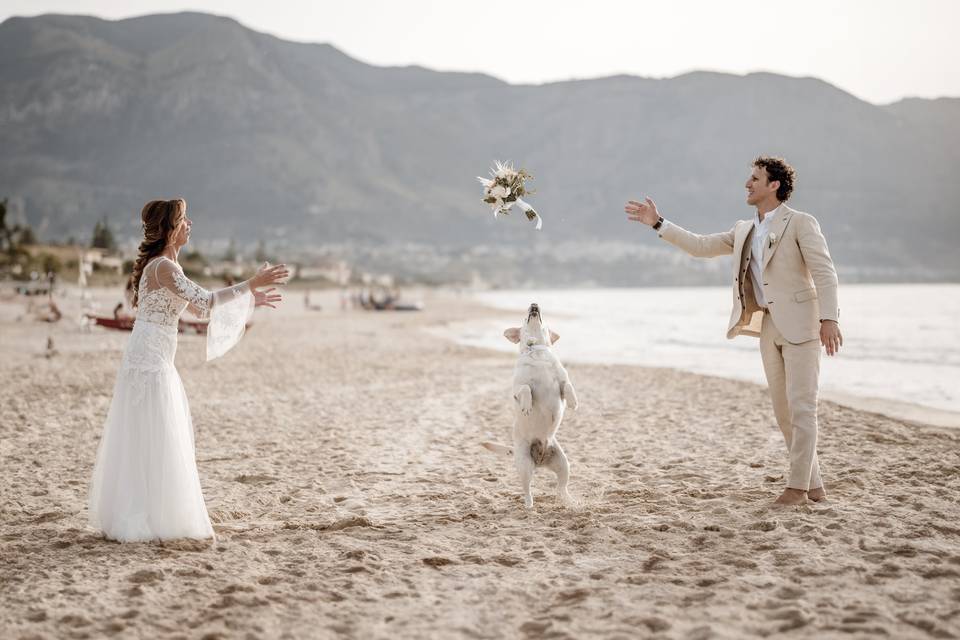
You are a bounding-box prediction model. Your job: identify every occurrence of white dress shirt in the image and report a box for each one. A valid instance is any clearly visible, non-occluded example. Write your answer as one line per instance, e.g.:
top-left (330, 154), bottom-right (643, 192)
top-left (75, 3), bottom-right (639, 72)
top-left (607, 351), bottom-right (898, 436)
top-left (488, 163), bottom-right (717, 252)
top-left (749, 204), bottom-right (779, 309)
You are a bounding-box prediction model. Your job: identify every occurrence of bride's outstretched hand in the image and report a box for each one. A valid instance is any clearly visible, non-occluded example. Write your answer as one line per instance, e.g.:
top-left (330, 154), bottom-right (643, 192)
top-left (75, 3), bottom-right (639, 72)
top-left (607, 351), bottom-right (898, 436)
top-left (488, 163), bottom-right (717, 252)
top-left (250, 262), bottom-right (290, 290)
top-left (254, 287), bottom-right (282, 309)
top-left (624, 197), bottom-right (660, 226)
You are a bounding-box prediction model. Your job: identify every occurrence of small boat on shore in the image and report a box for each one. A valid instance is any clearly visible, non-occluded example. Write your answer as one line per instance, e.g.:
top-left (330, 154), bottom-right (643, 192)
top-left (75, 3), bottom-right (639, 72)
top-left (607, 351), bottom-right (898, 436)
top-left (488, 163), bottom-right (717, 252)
top-left (84, 314), bottom-right (246, 335)
top-left (85, 314), bottom-right (136, 331)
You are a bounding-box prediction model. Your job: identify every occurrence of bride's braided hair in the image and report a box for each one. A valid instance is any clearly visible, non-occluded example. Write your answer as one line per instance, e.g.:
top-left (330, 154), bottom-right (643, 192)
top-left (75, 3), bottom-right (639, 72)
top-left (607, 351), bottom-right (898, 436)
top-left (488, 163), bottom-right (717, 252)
top-left (129, 198), bottom-right (186, 307)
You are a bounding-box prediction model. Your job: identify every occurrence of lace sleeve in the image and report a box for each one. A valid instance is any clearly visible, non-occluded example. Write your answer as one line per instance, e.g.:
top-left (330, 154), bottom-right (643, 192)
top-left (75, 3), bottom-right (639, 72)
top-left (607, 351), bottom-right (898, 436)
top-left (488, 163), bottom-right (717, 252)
top-left (163, 264), bottom-right (215, 318)
top-left (156, 259), bottom-right (255, 361)
top-left (206, 281), bottom-right (255, 361)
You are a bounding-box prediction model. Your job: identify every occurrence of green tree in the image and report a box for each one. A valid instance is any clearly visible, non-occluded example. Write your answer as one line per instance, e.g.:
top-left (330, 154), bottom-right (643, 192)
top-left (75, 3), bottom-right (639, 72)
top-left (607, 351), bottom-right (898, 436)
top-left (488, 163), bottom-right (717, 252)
top-left (40, 253), bottom-right (62, 274)
top-left (184, 248), bottom-right (208, 265)
top-left (222, 239), bottom-right (237, 262)
top-left (0, 198), bottom-right (30, 272)
top-left (91, 217), bottom-right (116, 251)
top-left (18, 224), bottom-right (37, 246)
top-left (254, 239), bottom-right (269, 264)
top-left (0, 198), bottom-right (11, 253)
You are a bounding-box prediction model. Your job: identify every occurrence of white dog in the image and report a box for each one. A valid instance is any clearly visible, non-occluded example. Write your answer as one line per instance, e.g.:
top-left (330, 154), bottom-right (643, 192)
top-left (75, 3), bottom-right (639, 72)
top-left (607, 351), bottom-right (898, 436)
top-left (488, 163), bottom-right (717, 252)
top-left (483, 303), bottom-right (579, 508)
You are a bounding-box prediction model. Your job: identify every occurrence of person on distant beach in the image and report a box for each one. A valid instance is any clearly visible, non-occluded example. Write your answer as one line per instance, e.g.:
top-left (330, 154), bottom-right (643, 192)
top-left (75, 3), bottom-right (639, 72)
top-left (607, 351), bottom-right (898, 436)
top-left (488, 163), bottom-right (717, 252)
top-left (625, 156), bottom-right (842, 506)
top-left (88, 198), bottom-right (288, 542)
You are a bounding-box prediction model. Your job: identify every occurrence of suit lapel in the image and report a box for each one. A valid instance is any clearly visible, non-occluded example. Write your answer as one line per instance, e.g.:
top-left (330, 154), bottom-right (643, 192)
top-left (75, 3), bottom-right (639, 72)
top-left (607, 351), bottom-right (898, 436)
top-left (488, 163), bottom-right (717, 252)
top-left (762, 205), bottom-right (793, 270)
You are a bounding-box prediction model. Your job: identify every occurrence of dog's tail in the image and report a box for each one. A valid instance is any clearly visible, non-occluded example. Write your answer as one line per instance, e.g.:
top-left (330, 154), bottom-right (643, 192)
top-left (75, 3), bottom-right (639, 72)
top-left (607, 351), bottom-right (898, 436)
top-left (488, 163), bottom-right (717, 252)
top-left (481, 441), bottom-right (513, 457)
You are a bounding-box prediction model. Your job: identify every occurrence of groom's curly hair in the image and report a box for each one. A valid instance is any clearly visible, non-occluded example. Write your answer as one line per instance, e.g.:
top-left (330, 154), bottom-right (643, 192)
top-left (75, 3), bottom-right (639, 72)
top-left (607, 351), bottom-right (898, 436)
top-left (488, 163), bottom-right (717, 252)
top-left (753, 156), bottom-right (795, 202)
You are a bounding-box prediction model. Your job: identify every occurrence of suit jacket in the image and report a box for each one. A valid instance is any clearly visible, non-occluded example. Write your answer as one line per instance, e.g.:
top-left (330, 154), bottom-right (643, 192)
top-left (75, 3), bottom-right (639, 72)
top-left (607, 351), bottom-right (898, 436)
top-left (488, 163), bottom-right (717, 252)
top-left (658, 203), bottom-right (839, 344)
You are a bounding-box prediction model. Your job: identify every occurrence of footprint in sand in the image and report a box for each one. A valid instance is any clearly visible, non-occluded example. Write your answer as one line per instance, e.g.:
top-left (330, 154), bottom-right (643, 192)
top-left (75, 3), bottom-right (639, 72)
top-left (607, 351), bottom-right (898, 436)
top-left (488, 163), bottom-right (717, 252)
top-left (458, 554), bottom-right (485, 564)
top-left (127, 569), bottom-right (163, 584)
top-left (519, 620), bottom-right (551, 636)
top-left (687, 625), bottom-right (714, 640)
top-left (160, 538), bottom-right (210, 552)
top-left (102, 620), bottom-right (126, 634)
top-left (643, 555), bottom-right (667, 572)
top-left (696, 577), bottom-right (725, 588)
top-left (752, 520), bottom-right (779, 532)
top-left (59, 614), bottom-right (92, 627)
top-left (209, 509), bottom-right (251, 523)
top-left (898, 614), bottom-right (956, 638)
top-left (322, 516), bottom-right (373, 531)
top-left (554, 588), bottom-right (590, 605)
top-left (218, 584), bottom-right (254, 595)
top-left (422, 557), bottom-right (455, 568)
top-left (343, 565), bottom-right (369, 574)
top-left (234, 474), bottom-right (276, 485)
top-left (765, 607), bottom-right (810, 632)
top-left (634, 617), bottom-right (671, 632)
top-left (774, 586), bottom-right (805, 599)
top-left (34, 511), bottom-right (67, 523)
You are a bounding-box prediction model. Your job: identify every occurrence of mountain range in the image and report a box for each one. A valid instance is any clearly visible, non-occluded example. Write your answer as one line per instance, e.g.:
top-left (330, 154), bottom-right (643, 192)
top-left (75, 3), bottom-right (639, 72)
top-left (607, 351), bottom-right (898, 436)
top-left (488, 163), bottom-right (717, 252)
top-left (1, 12), bottom-right (958, 284)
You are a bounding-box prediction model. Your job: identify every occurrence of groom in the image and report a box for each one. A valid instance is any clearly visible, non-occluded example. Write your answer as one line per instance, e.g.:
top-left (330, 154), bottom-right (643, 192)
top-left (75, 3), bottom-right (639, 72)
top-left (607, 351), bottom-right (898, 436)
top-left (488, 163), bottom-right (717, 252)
top-left (625, 156), bottom-right (842, 506)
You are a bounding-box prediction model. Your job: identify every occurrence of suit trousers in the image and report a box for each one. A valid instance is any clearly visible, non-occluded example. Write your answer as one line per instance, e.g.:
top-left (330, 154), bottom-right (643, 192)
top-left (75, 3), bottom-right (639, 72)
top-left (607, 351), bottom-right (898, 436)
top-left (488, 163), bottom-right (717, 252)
top-left (759, 312), bottom-right (824, 490)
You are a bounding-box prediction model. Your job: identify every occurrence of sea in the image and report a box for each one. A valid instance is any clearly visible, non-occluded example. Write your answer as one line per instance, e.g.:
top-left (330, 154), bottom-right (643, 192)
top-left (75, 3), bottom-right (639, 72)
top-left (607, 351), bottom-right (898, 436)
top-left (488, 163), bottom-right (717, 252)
top-left (434, 284), bottom-right (960, 417)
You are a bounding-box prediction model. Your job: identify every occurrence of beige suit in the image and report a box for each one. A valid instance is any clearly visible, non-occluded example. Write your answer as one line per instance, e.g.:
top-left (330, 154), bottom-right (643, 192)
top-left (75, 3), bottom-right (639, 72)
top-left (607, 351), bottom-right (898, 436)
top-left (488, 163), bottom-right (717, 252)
top-left (658, 204), bottom-right (839, 490)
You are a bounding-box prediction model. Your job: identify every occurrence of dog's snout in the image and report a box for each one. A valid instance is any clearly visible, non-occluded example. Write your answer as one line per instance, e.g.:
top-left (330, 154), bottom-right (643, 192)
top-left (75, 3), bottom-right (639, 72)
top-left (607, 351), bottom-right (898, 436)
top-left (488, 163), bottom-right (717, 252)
top-left (529, 303), bottom-right (540, 314)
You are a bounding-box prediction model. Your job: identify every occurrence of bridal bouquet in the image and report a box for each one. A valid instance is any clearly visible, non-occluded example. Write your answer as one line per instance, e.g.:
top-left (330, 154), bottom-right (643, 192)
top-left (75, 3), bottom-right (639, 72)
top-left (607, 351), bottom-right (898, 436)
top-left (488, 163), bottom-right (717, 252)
top-left (477, 161), bottom-right (543, 230)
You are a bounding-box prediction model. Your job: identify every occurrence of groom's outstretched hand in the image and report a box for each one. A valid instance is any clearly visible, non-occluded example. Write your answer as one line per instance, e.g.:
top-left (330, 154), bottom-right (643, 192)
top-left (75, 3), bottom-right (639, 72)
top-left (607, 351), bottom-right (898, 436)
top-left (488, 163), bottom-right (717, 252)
top-left (820, 320), bottom-right (843, 356)
top-left (625, 197), bottom-right (660, 226)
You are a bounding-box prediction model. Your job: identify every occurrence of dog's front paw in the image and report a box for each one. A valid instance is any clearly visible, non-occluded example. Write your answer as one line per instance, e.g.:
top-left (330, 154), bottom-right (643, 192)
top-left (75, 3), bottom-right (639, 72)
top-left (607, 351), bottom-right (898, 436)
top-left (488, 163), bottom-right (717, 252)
top-left (523, 495), bottom-right (534, 509)
top-left (516, 385), bottom-right (533, 416)
top-left (563, 382), bottom-right (579, 410)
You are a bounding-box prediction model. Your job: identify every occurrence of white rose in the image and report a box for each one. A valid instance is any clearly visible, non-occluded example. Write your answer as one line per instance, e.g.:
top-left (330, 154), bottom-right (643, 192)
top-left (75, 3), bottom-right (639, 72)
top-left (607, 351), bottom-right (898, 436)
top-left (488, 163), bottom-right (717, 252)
top-left (490, 185), bottom-right (509, 199)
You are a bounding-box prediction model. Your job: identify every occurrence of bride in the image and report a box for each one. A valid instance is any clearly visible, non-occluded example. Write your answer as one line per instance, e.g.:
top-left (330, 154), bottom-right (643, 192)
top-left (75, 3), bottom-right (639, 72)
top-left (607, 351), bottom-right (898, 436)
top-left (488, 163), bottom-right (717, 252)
top-left (88, 198), bottom-right (288, 542)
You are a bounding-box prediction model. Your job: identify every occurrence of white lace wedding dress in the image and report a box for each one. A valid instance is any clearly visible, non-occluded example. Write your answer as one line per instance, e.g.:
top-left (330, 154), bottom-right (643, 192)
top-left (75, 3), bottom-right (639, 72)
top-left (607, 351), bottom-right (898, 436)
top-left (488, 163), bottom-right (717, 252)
top-left (88, 257), bottom-right (253, 542)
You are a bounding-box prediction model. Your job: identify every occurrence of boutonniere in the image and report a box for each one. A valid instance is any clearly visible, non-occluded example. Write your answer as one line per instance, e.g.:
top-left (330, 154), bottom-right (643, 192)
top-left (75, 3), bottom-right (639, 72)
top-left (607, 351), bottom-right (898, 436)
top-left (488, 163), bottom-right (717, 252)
top-left (768, 232), bottom-right (777, 248)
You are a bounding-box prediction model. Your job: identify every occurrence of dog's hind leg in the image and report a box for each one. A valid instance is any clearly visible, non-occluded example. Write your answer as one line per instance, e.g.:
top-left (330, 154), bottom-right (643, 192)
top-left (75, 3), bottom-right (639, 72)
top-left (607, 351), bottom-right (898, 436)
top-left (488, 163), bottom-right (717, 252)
top-left (546, 441), bottom-right (572, 505)
top-left (514, 385), bottom-right (533, 416)
top-left (514, 444), bottom-right (535, 509)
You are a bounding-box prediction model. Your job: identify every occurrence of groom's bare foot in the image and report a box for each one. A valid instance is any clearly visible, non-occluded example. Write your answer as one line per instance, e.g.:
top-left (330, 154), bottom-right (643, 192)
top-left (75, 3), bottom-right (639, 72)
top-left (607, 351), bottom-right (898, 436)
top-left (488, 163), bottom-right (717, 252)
top-left (808, 487), bottom-right (827, 502)
top-left (773, 488), bottom-right (808, 506)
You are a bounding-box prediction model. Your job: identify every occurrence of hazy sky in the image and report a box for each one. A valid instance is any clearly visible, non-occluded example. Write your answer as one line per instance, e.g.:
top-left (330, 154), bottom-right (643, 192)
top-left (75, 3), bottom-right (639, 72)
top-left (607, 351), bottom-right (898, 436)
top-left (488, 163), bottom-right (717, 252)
top-left (4, 0), bottom-right (958, 104)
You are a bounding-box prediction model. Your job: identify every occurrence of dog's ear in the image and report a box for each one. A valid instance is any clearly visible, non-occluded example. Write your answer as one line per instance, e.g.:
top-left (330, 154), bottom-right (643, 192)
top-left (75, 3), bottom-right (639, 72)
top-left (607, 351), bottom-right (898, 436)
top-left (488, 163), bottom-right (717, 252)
top-left (549, 330), bottom-right (560, 344)
top-left (503, 328), bottom-right (521, 343)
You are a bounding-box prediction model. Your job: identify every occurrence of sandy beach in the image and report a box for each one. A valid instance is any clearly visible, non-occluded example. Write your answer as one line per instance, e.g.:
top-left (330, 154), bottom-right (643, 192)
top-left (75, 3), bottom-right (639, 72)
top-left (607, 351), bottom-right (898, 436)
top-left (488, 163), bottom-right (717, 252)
top-left (2, 287), bottom-right (959, 639)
